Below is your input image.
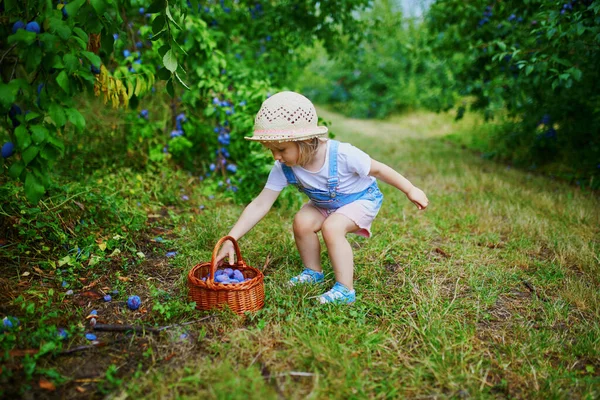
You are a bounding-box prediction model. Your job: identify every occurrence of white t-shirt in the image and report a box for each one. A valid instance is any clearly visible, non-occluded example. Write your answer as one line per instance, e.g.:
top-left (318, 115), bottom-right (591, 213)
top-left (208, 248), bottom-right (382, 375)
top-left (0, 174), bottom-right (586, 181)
top-left (264, 140), bottom-right (375, 193)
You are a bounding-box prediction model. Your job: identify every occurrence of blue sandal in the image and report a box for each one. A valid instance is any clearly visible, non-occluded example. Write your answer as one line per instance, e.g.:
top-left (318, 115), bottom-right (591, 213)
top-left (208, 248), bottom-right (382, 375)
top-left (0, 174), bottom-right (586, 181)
top-left (318, 282), bottom-right (356, 304)
top-left (288, 268), bottom-right (324, 286)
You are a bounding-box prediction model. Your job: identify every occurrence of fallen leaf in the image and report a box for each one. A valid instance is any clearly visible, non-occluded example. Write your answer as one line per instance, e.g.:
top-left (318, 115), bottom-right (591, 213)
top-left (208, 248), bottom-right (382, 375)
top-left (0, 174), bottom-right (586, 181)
top-left (33, 266), bottom-right (45, 275)
top-left (88, 255), bottom-right (101, 267)
top-left (74, 201), bottom-right (85, 211)
top-left (80, 291), bottom-right (103, 300)
top-left (82, 280), bottom-right (99, 290)
top-left (164, 352), bottom-right (176, 362)
top-left (76, 386), bottom-right (86, 393)
top-left (10, 349), bottom-right (39, 357)
top-left (98, 242), bottom-right (107, 251)
top-left (434, 247), bottom-right (451, 258)
top-left (58, 255), bottom-right (72, 267)
top-left (109, 248), bottom-right (121, 257)
top-left (22, 271), bottom-right (30, 277)
top-left (39, 378), bottom-right (56, 391)
top-left (117, 276), bottom-right (131, 282)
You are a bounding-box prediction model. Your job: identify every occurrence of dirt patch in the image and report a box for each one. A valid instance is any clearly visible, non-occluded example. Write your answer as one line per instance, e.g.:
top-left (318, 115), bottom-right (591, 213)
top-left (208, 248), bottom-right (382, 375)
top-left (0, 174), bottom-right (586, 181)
top-left (0, 206), bottom-right (225, 399)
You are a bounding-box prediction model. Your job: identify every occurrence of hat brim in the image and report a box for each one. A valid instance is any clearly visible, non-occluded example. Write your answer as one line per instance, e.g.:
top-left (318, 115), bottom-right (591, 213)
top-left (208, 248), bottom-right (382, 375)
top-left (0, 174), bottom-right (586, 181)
top-left (244, 126), bottom-right (328, 143)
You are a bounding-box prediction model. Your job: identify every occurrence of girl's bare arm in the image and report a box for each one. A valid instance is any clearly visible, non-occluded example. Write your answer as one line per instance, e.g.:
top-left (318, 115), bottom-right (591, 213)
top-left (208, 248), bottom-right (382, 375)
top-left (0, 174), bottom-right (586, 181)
top-left (216, 188), bottom-right (280, 265)
top-left (369, 159), bottom-right (429, 210)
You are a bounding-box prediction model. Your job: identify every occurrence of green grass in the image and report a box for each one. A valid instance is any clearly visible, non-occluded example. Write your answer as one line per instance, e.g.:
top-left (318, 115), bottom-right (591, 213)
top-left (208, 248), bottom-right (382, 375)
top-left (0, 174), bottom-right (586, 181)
top-left (1, 107), bottom-right (598, 399)
top-left (123, 108), bottom-right (600, 398)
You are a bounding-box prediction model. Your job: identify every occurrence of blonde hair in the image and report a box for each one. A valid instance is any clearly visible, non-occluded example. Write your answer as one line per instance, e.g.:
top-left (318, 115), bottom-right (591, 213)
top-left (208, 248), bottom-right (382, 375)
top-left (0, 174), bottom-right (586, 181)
top-left (262, 138), bottom-right (324, 167)
top-left (296, 138), bottom-right (322, 166)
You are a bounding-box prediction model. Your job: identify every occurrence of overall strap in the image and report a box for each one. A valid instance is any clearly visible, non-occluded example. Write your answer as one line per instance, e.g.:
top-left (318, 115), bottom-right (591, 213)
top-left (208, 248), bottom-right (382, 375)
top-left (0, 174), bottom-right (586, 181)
top-left (280, 164), bottom-right (298, 185)
top-left (327, 140), bottom-right (340, 198)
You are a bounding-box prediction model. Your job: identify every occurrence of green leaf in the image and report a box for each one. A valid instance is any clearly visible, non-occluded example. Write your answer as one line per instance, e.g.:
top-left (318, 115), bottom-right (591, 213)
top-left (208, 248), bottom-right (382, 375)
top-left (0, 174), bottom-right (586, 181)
top-left (147, 0), bottom-right (166, 14)
top-left (56, 71), bottom-right (70, 93)
top-left (33, 165), bottom-right (52, 188)
top-left (152, 15), bottom-right (166, 35)
top-left (188, 0), bottom-right (199, 14)
top-left (166, 78), bottom-right (174, 98)
top-left (525, 65), bottom-right (534, 76)
top-left (37, 341), bottom-right (57, 357)
top-left (568, 67), bottom-right (582, 81)
top-left (14, 126), bottom-right (32, 149)
top-left (50, 54), bottom-right (65, 70)
top-left (65, 108), bottom-right (85, 130)
top-left (46, 134), bottom-right (65, 152)
top-left (22, 145), bottom-right (40, 165)
top-left (48, 17), bottom-right (72, 40)
top-left (8, 29), bottom-right (37, 46)
top-left (81, 51), bottom-right (101, 67)
top-left (25, 46), bottom-right (43, 72)
top-left (64, 53), bottom-right (79, 73)
top-left (25, 172), bottom-right (46, 204)
top-left (150, 30), bottom-right (165, 41)
top-left (40, 143), bottom-right (60, 161)
top-left (170, 38), bottom-right (188, 56)
top-left (49, 103), bottom-right (67, 127)
top-left (8, 161), bottom-right (25, 180)
top-left (157, 67), bottom-right (171, 81)
top-left (65, 0), bottom-right (87, 17)
top-left (158, 44), bottom-right (170, 58)
top-left (90, 0), bottom-right (107, 14)
top-left (30, 125), bottom-right (49, 144)
top-left (165, 6), bottom-right (182, 31)
top-left (73, 27), bottom-right (89, 43)
top-left (163, 50), bottom-right (177, 72)
top-left (25, 112), bottom-right (41, 122)
top-left (174, 71), bottom-right (190, 90)
top-left (0, 81), bottom-right (19, 109)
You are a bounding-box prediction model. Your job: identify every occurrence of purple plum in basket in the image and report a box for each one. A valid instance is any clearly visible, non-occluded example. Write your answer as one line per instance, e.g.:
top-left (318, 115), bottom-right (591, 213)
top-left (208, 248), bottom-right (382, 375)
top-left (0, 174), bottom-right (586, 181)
top-left (224, 268), bottom-right (233, 277)
top-left (228, 279), bottom-right (240, 284)
top-left (215, 274), bottom-right (229, 283)
top-left (233, 270), bottom-right (244, 281)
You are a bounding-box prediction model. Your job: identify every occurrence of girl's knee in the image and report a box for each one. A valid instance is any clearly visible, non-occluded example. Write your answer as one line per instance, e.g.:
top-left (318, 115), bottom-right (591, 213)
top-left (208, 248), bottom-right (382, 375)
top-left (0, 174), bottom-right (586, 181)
top-left (321, 219), bottom-right (346, 243)
top-left (293, 212), bottom-right (320, 236)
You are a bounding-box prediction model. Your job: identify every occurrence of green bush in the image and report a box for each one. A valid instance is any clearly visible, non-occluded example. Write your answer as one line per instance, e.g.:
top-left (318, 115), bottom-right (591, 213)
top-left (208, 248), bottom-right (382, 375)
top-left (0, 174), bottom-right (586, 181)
top-left (0, 0), bottom-right (371, 205)
top-left (428, 0), bottom-right (600, 188)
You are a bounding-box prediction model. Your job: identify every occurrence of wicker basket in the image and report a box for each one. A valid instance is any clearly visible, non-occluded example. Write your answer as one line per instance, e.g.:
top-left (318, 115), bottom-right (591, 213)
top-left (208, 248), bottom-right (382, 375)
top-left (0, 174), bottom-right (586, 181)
top-left (187, 236), bottom-right (265, 315)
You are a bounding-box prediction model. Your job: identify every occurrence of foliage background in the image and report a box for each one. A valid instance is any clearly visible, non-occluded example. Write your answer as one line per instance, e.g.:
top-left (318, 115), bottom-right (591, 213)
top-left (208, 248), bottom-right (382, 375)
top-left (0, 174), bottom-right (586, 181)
top-left (1, 0), bottom-right (599, 397)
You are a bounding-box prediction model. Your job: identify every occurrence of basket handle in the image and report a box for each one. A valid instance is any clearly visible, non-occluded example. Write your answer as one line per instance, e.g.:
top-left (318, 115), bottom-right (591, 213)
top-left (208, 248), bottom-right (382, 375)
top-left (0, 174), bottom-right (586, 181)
top-left (208, 236), bottom-right (245, 281)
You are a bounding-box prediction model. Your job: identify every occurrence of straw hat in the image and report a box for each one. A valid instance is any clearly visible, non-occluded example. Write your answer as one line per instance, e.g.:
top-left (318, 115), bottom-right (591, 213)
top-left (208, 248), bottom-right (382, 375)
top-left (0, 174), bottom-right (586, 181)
top-left (244, 91), bottom-right (328, 142)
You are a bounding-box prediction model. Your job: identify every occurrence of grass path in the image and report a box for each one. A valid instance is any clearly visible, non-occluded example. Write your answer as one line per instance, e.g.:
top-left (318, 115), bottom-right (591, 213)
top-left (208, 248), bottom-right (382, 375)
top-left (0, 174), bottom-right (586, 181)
top-left (127, 108), bottom-right (600, 399)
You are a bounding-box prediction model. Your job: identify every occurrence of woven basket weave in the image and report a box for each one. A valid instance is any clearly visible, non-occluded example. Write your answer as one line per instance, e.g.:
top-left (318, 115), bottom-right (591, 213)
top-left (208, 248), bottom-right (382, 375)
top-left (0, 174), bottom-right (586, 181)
top-left (187, 236), bottom-right (264, 315)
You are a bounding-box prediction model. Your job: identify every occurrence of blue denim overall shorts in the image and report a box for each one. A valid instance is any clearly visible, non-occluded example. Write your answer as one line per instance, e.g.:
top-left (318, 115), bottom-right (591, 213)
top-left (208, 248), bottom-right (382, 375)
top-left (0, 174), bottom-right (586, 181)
top-left (280, 140), bottom-right (384, 215)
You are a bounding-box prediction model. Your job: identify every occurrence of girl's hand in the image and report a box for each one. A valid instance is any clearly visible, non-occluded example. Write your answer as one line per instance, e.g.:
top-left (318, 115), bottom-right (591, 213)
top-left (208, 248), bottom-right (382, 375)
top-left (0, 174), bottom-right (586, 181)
top-left (215, 241), bottom-right (235, 266)
top-left (407, 187), bottom-right (429, 210)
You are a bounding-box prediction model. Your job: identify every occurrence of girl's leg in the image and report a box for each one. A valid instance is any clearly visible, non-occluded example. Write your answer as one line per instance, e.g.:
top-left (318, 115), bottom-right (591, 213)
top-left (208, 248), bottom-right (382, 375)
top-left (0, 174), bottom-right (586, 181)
top-left (321, 214), bottom-right (360, 290)
top-left (293, 205), bottom-right (327, 272)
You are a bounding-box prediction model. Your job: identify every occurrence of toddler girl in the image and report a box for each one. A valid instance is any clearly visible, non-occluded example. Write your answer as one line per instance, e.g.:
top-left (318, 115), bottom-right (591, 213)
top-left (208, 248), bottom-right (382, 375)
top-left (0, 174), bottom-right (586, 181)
top-left (216, 91), bottom-right (428, 304)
